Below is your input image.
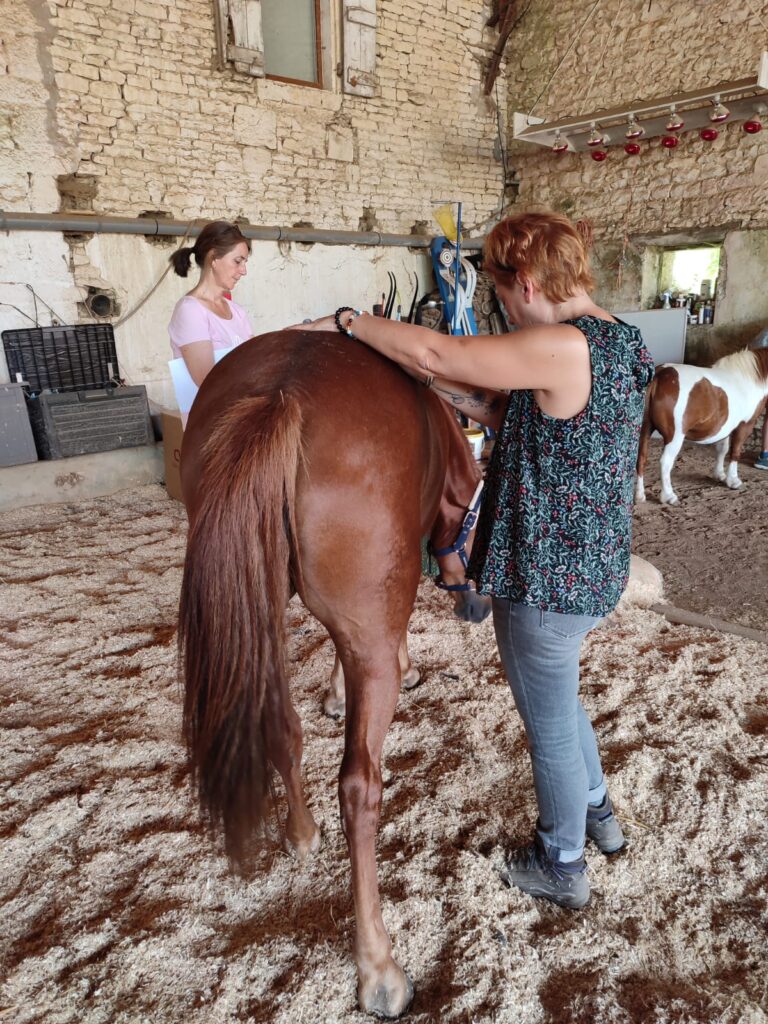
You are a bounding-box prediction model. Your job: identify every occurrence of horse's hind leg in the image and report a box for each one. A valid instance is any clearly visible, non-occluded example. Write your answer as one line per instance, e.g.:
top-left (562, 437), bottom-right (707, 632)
top-left (263, 685), bottom-right (320, 860)
top-left (324, 634), bottom-right (418, 720)
top-left (336, 637), bottom-right (414, 1018)
top-left (399, 633), bottom-right (420, 690)
top-left (660, 434), bottom-right (685, 505)
top-left (324, 655), bottom-right (346, 720)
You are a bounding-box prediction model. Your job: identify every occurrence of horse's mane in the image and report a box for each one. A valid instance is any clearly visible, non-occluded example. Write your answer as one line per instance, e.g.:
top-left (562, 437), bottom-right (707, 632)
top-left (712, 348), bottom-right (765, 385)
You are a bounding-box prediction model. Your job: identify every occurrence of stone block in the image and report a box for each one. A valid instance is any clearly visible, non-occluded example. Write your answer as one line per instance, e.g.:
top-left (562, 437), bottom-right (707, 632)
top-left (233, 105), bottom-right (277, 149)
top-left (326, 125), bottom-right (354, 163)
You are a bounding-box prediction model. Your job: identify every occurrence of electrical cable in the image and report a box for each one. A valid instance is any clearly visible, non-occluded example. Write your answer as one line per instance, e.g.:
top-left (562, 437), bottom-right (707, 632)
top-left (0, 302), bottom-right (38, 325)
top-left (24, 284), bottom-right (65, 325)
top-left (525, 0), bottom-right (604, 122)
top-left (578, 0), bottom-right (624, 116)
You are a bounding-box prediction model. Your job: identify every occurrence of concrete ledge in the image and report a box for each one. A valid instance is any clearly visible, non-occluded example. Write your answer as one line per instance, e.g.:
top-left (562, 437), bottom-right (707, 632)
top-left (0, 444), bottom-right (165, 512)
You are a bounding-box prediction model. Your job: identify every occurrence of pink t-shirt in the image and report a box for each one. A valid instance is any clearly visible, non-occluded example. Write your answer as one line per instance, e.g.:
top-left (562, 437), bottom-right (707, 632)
top-left (168, 295), bottom-right (253, 359)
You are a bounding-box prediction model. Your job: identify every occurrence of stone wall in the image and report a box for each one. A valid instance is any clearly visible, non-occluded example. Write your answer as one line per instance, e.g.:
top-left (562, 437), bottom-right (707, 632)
top-left (21, 0), bottom-right (507, 233)
top-left (501, 0), bottom-right (768, 356)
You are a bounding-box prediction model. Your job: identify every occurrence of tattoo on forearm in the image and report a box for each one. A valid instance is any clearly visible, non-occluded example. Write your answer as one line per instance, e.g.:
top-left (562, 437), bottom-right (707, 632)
top-left (432, 383), bottom-right (505, 416)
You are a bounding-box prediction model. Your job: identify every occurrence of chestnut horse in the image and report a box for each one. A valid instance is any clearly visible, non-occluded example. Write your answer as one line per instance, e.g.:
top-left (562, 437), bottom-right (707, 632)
top-left (178, 330), bottom-right (490, 1018)
top-left (635, 347), bottom-right (768, 505)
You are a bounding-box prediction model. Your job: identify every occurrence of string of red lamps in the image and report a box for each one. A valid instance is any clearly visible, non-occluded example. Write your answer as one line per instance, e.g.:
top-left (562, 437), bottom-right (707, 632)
top-left (551, 97), bottom-right (766, 161)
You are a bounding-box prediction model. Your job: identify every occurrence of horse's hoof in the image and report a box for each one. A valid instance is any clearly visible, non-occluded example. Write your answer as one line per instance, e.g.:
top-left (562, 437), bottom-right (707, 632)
top-left (323, 694), bottom-right (346, 719)
top-left (358, 969), bottom-right (414, 1019)
top-left (660, 494), bottom-right (679, 506)
top-left (402, 666), bottom-right (421, 691)
top-left (285, 822), bottom-right (321, 862)
top-left (726, 479), bottom-right (742, 490)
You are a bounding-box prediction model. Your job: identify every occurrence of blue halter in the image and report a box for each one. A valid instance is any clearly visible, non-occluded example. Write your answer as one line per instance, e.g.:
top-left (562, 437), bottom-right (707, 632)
top-left (430, 480), bottom-right (484, 593)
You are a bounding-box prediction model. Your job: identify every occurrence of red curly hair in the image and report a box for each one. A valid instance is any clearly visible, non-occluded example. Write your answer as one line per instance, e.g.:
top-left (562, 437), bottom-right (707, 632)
top-left (484, 210), bottom-right (594, 303)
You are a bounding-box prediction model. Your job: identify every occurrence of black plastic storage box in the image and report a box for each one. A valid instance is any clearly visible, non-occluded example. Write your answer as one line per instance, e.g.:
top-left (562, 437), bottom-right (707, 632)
top-left (26, 388), bottom-right (154, 459)
top-left (1, 324), bottom-right (154, 461)
top-left (2, 323), bottom-right (119, 394)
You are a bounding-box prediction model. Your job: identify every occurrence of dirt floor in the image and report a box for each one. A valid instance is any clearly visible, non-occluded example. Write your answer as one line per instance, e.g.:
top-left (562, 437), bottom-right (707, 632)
top-left (1, 459), bottom-right (767, 1024)
top-left (631, 437), bottom-right (768, 630)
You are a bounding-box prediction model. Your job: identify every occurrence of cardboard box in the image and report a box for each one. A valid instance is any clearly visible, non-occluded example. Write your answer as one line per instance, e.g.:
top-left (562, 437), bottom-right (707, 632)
top-left (161, 410), bottom-right (184, 502)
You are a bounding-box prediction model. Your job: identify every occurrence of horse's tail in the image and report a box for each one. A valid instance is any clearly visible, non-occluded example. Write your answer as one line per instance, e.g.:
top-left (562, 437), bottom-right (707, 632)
top-left (179, 393), bottom-right (304, 866)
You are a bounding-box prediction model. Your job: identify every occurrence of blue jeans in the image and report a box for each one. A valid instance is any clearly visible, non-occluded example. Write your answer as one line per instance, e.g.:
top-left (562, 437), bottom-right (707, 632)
top-left (492, 599), bottom-right (607, 862)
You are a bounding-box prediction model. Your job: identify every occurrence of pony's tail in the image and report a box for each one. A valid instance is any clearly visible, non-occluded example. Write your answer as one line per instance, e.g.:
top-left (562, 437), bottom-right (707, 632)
top-left (179, 393), bottom-right (304, 867)
top-left (636, 373), bottom-right (657, 476)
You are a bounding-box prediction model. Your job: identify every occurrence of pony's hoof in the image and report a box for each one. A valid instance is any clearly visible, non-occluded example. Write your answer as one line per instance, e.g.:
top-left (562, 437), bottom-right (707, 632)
top-left (726, 478), bottom-right (742, 490)
top-left (402, 667), bottom-right (421, 691)
top-left (660, 494), bottom-right (679, 506)
top-left (358, 968), bottom-right (414, 1019)
top-left (323, 693), bottom-right (346, 719)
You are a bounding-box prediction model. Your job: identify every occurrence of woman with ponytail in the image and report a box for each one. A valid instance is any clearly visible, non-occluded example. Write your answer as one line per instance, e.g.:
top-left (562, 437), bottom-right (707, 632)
top-left (297, 209), bottom-right (655, 908)
top-left (168, 220), bottom-right (253, 386)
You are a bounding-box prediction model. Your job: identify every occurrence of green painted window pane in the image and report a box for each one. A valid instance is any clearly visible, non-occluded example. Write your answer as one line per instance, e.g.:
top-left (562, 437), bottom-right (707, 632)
top-left (262, 0), bottom-right (318, 84)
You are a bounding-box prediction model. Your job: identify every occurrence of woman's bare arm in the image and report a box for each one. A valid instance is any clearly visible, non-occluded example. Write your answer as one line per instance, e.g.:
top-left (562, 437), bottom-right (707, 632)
top-left (180, 339), bottom-right (215, 387)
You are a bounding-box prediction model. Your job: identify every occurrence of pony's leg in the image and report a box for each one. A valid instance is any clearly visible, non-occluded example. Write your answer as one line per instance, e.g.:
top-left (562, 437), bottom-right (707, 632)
top-left (659, 434), bottom-right (685, 505)
top-left (635, 412), bottom-right (651, 503)
top-left (714, 437), bottom-right (729, 482)
top-left (324, 654), bottom-right (346, 720)
top-left (337, 640), bottom-right (414, 1019)
top-left (399, 633), bottom-right (420, 690)
top-left (263, 687), bottom-right (321, 861)
top-left (725, 418), bottom-right (759, 489)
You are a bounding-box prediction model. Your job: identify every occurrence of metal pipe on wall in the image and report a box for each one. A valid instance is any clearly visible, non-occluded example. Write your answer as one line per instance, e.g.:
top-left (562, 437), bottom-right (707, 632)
top-left (0, 211), bottom-right (484, 250)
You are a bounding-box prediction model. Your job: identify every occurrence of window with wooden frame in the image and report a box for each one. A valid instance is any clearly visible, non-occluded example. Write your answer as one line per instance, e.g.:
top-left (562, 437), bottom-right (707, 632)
top-left (214, 0), bottom-right (377, 96)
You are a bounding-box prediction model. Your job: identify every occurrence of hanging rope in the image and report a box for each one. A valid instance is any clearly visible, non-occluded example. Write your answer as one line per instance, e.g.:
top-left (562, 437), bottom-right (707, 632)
top-left (113, 218), bottom-right (198, 328)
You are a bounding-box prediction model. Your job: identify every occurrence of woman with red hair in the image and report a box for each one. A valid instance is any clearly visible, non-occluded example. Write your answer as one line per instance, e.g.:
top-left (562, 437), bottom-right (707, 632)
top-left (299, 209), bottom-right (654, 908)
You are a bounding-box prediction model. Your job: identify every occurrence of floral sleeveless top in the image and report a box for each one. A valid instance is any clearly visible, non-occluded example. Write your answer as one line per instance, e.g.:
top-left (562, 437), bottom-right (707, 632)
top-left (467, 316), bottom-right (655, 616)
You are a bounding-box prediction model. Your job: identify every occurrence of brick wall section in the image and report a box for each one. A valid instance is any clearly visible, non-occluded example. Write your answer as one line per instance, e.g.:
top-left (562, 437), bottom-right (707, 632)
top-left (38, 0), bottom-right (507, 233)
top-left (502, 0), bottom-right (768, 239)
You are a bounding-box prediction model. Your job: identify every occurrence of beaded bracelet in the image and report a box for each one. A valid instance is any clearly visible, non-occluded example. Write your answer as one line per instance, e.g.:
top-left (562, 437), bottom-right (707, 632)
top-left (334, 306), bottom-right (364, 337)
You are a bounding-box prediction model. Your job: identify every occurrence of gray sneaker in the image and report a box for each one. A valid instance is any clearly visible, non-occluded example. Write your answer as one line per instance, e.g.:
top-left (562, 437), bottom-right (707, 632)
top-left (501, 836), bottom-right (590, 909)
top-left (586, 795), bottom-right (626, 854)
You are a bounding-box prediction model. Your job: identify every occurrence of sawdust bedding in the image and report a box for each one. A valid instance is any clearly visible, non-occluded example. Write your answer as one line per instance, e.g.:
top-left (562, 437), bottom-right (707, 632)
top-left (0, 464), bottom-right (766, 1024)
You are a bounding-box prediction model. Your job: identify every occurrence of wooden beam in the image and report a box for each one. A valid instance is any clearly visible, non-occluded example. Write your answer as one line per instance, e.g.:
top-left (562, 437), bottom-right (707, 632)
top-left (484, 1), bottom-right (519, 95)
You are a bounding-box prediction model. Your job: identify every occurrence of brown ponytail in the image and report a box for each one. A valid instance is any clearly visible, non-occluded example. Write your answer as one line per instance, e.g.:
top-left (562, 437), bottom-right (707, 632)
top-left (170, 245), bottom-right (196, 278)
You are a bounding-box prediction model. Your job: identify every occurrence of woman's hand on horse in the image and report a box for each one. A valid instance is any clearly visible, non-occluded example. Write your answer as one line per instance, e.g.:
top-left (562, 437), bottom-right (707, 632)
top-left (286, 315), bottom-right (337, 332)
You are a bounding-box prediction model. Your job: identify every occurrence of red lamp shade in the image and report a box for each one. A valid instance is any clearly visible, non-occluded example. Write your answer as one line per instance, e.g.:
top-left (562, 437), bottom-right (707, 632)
top-left (591, 149), bottom-right (607, 162)
top-left (661, 134), bottom-right (680, 149)
top-left (624, 142), bottom-right (641, 155)
top-left (744, 117), bottom-right (763, 134)
top-left (700, 127), bottom-right (719, 142)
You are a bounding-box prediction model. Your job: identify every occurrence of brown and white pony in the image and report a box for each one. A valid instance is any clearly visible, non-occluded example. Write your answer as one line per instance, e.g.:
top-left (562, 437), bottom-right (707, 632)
top-left (178, 330), bottom-right (490, 1018)
top-left (636, 347), bottom-right (768, 505)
